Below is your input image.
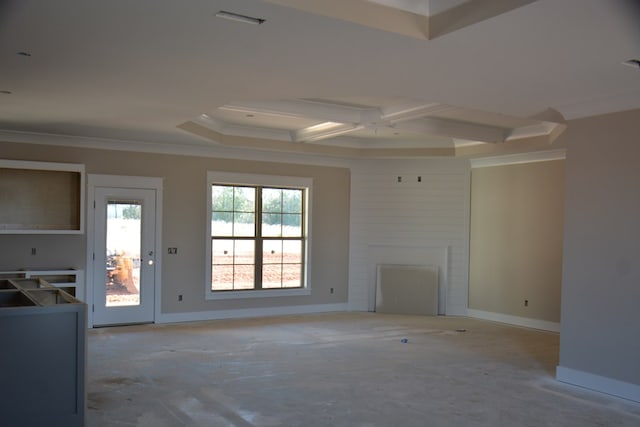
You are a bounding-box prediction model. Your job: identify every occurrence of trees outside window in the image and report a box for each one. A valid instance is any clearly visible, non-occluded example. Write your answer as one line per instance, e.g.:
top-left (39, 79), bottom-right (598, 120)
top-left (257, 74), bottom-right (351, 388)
top-left (210, 184), bottom-right (306, 291)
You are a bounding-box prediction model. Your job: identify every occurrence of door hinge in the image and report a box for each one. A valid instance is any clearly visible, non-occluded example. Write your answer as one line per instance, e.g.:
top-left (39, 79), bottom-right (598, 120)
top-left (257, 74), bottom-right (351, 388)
top-left (92, 304), bottom-right (95, 312)
top-left (93, 253), bottom-right (95, 260)
top-left (93, 200), bottom-right (96, 209)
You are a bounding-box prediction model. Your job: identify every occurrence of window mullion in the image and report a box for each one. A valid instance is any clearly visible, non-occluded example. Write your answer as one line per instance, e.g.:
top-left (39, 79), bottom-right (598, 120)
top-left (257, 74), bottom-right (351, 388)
top-left (255, 186), bottom-right (263, 290)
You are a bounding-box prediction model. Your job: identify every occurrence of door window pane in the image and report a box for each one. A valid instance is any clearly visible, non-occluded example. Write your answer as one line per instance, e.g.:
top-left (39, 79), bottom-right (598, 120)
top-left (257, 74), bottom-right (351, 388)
top-left (105, 201), bottom-right (141, 307)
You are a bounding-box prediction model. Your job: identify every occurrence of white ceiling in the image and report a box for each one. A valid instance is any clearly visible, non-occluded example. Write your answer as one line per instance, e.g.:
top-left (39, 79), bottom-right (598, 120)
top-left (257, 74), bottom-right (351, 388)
top-left (0, 0), bottom-right (639, 157)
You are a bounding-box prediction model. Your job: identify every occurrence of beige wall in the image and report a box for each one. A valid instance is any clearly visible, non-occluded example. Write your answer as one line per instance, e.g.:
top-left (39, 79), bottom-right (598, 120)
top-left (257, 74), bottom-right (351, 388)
top-left (469, 160), bottom-right (565, 323)
top-left (0, 141), bottom-right (350, 314)
top-left (558, 108), bottom-right (640, 393)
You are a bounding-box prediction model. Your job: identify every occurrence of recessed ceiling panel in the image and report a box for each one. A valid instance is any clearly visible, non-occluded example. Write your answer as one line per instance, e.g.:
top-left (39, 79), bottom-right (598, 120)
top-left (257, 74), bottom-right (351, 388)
top-left (192, 96), bottom-right (565, 154)
top-left (214, 109), bottom-right (321, 131)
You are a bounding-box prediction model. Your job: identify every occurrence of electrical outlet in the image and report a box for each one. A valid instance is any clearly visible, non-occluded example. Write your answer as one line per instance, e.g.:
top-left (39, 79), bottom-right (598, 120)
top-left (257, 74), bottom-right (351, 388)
top-left (178, 294), bottom-right (183, 302)
top-left (168, 247), bottom-right (178, 254)
top-left (31, 248), bottom-right (36, 255)
top-left (330, 287), bottom-right (334, 294)
top-left (524, 299), bottom-right (529, 307)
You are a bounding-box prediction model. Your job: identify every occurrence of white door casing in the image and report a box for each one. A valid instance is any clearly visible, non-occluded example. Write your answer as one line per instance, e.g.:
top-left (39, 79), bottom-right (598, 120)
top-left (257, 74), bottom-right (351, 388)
top-left (86, 175), bottom-right (163, 327)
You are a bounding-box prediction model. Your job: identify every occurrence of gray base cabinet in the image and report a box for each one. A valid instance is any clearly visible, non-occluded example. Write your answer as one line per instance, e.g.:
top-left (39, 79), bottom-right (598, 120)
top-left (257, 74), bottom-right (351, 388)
top-left (0, 278), bottom-right (86, 427)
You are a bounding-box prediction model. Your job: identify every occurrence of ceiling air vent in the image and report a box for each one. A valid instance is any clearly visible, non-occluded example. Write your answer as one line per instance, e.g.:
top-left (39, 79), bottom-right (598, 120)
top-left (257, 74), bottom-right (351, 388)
top-left (622, 59), bottom-right (640, 69)
top-left (215, 11), bottom-right (265, 25)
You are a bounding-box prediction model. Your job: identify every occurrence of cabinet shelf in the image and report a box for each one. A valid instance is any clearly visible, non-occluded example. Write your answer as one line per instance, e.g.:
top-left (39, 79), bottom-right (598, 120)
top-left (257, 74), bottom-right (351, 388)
top-left (0, 159), bottom-right (85, 234)
top-left (0, 269), bottom-right (85, 301)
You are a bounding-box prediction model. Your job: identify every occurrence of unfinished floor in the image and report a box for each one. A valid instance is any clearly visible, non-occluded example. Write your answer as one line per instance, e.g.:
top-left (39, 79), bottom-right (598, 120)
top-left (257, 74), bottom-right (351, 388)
top-left (87, 313), bottom-right (640, 426)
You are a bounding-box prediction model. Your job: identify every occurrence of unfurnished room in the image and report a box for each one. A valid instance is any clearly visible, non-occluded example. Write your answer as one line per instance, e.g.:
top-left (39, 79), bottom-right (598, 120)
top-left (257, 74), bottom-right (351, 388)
top-left (0, 1), bottom-right (639, 426)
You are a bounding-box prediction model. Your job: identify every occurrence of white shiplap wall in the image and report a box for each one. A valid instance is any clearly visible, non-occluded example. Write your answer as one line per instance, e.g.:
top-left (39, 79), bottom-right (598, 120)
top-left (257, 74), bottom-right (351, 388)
top-left (349, 158), bottom-right (471, 315)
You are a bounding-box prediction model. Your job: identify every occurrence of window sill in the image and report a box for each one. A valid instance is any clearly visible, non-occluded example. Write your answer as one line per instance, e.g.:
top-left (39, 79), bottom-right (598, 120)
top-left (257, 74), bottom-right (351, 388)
top-left (206, 287), bottom-right (311, 300)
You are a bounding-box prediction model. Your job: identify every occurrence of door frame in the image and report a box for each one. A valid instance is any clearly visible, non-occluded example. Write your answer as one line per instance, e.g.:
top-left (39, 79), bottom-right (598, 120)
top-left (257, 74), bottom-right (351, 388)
top-left (86, 174), bottom-right (163, 328)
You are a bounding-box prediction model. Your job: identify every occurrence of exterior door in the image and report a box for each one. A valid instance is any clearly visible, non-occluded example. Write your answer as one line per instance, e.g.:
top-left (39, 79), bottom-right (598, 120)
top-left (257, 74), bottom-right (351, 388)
top-left (92, 187), bottom-right (156, 326)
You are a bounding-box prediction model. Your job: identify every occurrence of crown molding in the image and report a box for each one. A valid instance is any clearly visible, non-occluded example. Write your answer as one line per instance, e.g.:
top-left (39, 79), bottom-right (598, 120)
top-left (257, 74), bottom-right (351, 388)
top-left (470, 149), bottom-right (566, 168)
top-left (0, 129), bottom-right (352, 168)
top-left (557, 92), bottom-right (640, 120)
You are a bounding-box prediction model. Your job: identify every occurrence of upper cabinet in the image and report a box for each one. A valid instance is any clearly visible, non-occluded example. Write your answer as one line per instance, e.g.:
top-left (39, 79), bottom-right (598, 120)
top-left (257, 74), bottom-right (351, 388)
top-left (0, 159), bottom-right (85, 234)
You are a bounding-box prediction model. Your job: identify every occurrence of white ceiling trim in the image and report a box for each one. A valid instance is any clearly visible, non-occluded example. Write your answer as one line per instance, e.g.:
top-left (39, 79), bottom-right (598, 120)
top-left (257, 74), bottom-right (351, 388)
top-left (470, 149), bottom-right (566, 168)
top-left (203, 99), bottom-right (555, 146)
top-left (292, 122), bottom-right (364, 143)
top-left (195, 114), bottom-right (294, 142)
top-left (265, 0), bottom-right (430, 39)
top-left (266, 0), bottom-right (539, 40)
top-left (0, 130), bottom-right (352, 168)
top-left (428, 0), bottom-right (538, 39)
top-left (378, 103), bottom-right (454, 123)
top-left (365, 0), bottom-right (432, 16)
top-left (391, 118), bottom-right (508, 143)
top-left (506, 122), bottom-right (561, 141)
top-left (220, 100), bottom-right (367, 123)
top-left (557, 90), bottom-right (640, 120)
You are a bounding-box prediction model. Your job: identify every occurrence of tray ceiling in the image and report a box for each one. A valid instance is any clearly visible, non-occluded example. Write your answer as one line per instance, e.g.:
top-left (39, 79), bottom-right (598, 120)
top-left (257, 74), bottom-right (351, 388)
top-left (0, 0), bottom-right (638, 158)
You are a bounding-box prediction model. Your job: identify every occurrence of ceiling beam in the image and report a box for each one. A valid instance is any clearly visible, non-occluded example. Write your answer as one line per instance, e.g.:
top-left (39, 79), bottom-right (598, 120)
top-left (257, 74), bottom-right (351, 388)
top-left (266, 0), bottom-right (539, 40)
top-left (379, 103), bottom-right (455, 123)
top-left (195, 113), bottom-right (294, 142)
top-left (292, 122), bottom-right (364, 142)
top-left (392, 117), bottom-right (510, 143)
top-left (429, 0), bottom-right (538, 39)
top-left (265, 0), bottom-right (430, 40)
top-left (219, 100), bottom-right (368, 124)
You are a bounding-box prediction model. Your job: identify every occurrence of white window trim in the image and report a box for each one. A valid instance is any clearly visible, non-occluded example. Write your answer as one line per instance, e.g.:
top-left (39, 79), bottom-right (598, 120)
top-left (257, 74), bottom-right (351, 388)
top-left (205, 171), bottom-right (313, 300)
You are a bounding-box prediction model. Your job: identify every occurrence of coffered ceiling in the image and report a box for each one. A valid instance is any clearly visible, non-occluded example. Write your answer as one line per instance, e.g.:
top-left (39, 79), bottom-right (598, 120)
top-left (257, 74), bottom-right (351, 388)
top-left (0, 0), bottom-right (638, 158)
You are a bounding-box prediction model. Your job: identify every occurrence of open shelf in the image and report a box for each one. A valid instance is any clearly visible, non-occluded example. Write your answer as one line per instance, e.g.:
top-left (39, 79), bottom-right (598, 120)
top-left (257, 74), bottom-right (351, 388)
top-left (0, 159), bottom-right (85, 234)
top-left (0, 291), bottom-right (37, 307)
top-left (0, 278), bottom-right (82, 307)
top-left (0, 269), bottom-right (85, 301)
top-left (27, 288), bottom-right (77, 306)
top-left (0, 279), bottom-right (18, 289)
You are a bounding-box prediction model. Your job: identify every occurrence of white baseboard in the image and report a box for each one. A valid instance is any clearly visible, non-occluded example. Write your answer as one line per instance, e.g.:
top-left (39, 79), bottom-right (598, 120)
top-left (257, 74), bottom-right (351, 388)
top-left (556, 366), bottom-right (640, 403)
top-left (157, 303), bottom-right (348, 324)
top-left (467, 309), bottom-right (560, 332)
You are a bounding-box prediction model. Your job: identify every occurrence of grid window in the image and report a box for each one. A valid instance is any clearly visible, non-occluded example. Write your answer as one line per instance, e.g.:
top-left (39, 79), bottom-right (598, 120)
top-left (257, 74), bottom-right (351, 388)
top-left (210, 184), bottom-right (306, 291)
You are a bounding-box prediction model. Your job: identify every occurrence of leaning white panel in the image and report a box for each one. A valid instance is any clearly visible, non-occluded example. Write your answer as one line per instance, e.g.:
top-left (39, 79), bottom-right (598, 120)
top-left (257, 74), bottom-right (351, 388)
top-left (375, 264), bottom-right (438, 315)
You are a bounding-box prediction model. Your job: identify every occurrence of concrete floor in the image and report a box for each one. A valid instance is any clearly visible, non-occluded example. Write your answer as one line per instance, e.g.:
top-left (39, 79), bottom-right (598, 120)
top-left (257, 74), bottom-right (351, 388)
top-left (87, 313), bottom-right (640, 426)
